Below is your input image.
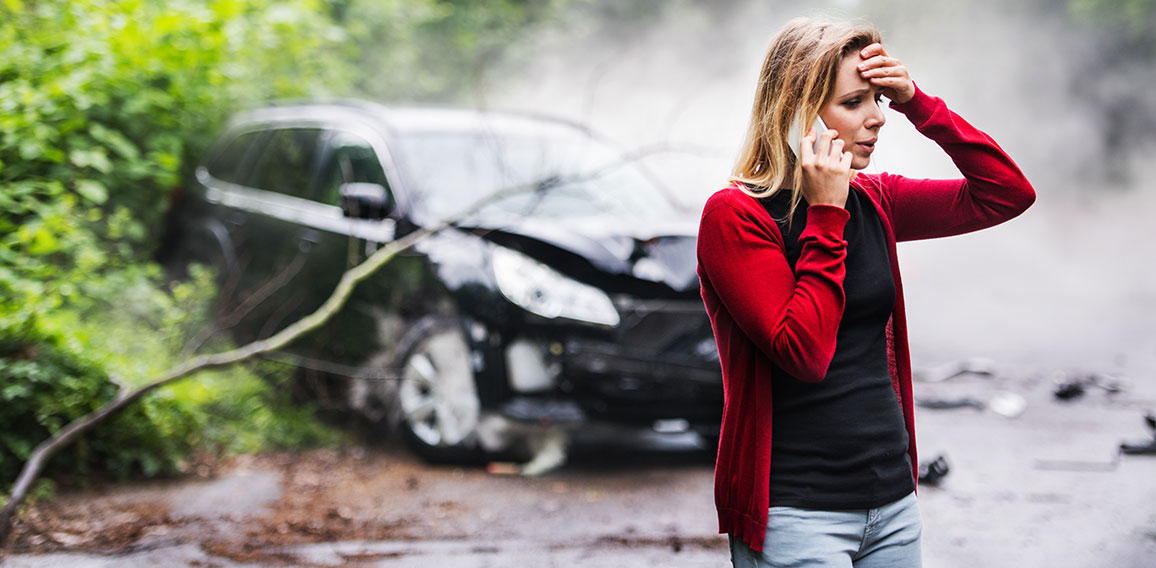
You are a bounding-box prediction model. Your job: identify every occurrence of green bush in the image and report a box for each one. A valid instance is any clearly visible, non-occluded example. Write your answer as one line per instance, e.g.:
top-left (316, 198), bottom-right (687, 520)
top-left (0, 323), bottom-right (199, 485)
top-left (0, 0), bottom-right (357, 489)
top-left (0, 0), bottom-right (579, 491)
top-left (0, 267), bottom-right (345, 489)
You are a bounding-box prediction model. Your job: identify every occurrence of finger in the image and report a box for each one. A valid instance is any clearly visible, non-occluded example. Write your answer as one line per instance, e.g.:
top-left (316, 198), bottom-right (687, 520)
top-left (859, 43), bottom-right (887, 60)
top-left (799, 127), bottom-right (817, 162)
top-left (858, 56), bottom-right (901, 72)
top-left (868, 76), bottom-right (911, 90)
top-left (840, 151), bottom-right (854, 171)
top-left (816, 128), bottom-right (838, 159)
top-left (860, 64), bottom-right (908, 79)
top-left (871, 77), bottom-right (915, 103)
top-left (829, 138), bottom-right (846, 161)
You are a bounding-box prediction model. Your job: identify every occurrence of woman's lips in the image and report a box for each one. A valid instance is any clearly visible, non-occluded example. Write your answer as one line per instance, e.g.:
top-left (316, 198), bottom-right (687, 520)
top-left (857, 139), bottom-right (877, 153)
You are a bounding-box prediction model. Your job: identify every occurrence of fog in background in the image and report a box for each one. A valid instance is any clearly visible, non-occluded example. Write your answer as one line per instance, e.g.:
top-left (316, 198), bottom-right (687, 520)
top-left (477, 0), bottom-right (1156, 377)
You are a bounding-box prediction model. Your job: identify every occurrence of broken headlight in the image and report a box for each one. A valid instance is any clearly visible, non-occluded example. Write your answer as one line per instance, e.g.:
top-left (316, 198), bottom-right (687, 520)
top-left (491, 247), bottom-right (620, 327)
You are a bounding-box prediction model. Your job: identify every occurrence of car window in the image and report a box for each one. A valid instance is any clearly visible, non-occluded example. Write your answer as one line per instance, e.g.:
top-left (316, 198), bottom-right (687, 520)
top-left (393, 128), bottom-right (680, 222)
top-left (205, 130), bottom-right (264, 185)
top-left (246, 127), bottom-right (323, 199)
top-left (317, 131), bottom-right (393, 207)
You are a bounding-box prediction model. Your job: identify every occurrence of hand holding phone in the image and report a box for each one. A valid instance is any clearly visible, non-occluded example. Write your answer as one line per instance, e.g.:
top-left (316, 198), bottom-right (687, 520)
top-left (795, 113), bottom-right (851, 208)
top-left (788, 115), bottom-right (828, 156)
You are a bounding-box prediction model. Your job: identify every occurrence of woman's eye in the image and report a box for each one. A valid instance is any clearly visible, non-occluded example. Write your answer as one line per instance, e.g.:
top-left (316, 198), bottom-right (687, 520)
top-left (843, 99), bottom-right (860, 108)
top-left (874, 94), bottom-right (884, 104)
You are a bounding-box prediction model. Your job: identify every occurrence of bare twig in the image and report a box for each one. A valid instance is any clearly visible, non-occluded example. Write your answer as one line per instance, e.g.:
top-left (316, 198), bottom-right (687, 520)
top-left (259, 351), bottom-right (394, 381)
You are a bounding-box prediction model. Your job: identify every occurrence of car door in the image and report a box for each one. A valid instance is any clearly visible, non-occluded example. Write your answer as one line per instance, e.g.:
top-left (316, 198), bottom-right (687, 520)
top-left (291, 127), bottom-right (406, 366)
top-left (201, 125), bottom-right (328, 344)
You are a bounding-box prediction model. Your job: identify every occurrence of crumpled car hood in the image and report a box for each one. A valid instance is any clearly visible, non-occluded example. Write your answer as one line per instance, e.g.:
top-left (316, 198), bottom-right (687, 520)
top-left (462, 212), bottom-right (701, 293)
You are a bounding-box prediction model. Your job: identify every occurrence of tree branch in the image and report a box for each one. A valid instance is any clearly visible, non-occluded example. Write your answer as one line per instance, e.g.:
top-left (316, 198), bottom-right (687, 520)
top-left (180, 250), bottom-right (309, 358)
top-left (0, 149), bottom-right (663, 547)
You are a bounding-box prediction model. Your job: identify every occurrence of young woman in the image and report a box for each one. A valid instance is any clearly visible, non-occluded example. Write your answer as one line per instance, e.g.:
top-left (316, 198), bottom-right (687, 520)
top-left (696, 17), bottom-right (1035, 567)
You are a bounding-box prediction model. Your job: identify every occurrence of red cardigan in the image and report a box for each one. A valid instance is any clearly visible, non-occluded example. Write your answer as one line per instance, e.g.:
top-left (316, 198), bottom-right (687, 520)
top-left (696, 85), bottom-right (1036, 552)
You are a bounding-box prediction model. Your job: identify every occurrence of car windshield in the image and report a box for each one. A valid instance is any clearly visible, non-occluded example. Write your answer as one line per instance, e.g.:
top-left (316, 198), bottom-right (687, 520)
top-left (392, 122), bottom-right (680, 222)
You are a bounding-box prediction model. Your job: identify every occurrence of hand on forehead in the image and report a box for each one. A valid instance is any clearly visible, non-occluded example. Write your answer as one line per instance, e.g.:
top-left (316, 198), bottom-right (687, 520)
top-left (859, 42), bottom-right (888, 60)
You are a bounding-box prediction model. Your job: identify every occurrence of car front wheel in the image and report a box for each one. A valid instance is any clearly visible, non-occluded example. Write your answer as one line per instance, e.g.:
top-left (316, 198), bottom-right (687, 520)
top-left (393, 317), bottom-right (483, 462)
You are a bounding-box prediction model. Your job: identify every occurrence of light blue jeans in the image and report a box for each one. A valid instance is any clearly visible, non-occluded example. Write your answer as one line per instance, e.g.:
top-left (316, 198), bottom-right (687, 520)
top-left (729, 491), bottom-right (922, 567)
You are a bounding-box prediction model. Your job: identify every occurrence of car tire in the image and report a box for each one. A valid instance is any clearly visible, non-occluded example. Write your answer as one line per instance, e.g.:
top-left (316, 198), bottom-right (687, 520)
top-left (390, 316), bottom-right (484, 463)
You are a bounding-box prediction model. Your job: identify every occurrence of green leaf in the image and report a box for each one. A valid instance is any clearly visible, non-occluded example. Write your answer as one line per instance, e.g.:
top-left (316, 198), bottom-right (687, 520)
top-left (3, 382), bottom-right (31, 400)
top-left (69, 149), bottom-right (113, 174)
top-left (2, 0), bottom-right (25, 15)
top-left (27, 228), bottom-right (59, 255)
top-left (18, 141), bottom-right (41, 161)
top-left (74, 179), bottom-right (108, 204)
top-left (89, 124), bottom-right (140, 161)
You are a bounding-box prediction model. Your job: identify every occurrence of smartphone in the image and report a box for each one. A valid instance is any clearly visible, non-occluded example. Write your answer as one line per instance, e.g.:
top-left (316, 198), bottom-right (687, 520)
top-left (787, 115), bottom-right (828, 156)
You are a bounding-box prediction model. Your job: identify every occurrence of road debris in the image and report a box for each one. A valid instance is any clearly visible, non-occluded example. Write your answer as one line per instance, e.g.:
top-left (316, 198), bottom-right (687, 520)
top-left (1053, 380), bottom-right (1086, 400)
top-left (987, 392), bottom-right (1027, 418)
top-left (914, 357), bottom-right (997, 383)
top-left (486, 462), bottom-right (522, 475)
top-left (1119, 439), bottom-right (1156, 455)
top-left (918, 454), bottom-right (950, 486)
top-left (1119, 411), bottom-right (1156, 455)
top-left (1053, 371), bottom-right (1128, 401)
top-left (915, 392), bottom-right (1026, 418)
top-left (916, 396), bottom-right (985, 410)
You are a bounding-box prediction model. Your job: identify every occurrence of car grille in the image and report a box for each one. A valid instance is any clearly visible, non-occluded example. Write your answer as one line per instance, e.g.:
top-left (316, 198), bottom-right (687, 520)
top-left (557, 297), bottom-right (722, 422)
top-left (610, 297), bottom-right (717, 361)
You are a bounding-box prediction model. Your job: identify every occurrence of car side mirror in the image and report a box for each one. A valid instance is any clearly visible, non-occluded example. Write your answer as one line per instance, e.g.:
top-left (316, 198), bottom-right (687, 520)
top-left (340, 183), bottom-right (393, 220)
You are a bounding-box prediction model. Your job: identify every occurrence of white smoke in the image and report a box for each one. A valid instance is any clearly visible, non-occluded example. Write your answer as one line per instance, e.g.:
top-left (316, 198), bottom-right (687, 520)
top-left (481, 0), bottom-right (1156, 376)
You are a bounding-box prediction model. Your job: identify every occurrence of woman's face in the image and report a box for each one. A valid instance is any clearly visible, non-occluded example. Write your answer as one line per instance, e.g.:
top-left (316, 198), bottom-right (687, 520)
top-left (819, 52), bottom-right (887, 170)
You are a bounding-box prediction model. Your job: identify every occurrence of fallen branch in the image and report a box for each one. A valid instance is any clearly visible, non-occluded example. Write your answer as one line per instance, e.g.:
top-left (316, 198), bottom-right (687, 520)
top-left (0, 144), bottom-right (675, 548)
top-left (0, 152), bottom-right (651, 545)
top-left (0, 225), bottom-right (428, 546)
top-left (180, 249), bottom-right (309, 358)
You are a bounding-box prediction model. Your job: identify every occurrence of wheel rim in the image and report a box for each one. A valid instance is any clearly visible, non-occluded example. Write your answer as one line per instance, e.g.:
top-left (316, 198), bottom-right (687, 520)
top-left (397, 328), bottom-right (480, 447)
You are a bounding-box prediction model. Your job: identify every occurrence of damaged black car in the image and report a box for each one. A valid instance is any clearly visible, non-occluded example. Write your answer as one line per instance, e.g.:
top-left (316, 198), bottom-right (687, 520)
top-left (160, 101), bottom-right (722, 465)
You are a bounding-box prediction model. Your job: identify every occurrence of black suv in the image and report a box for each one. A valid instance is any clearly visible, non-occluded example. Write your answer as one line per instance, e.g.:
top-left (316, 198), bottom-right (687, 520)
top-left (161, 100), bottom-right (722, 460)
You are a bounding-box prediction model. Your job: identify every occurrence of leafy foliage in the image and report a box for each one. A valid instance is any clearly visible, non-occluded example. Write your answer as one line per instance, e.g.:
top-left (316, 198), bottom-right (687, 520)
top-left (1, 0), bottom-right (352, 271)
top-left (0, 0), bottom-right (357, 489)
top-left (0, 324), bottom-right (200, 484)
top-left (0, 0), bottom-right (574, 489)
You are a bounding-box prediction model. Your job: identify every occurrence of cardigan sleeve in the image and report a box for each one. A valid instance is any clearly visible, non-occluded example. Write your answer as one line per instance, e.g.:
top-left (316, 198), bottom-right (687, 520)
top-left (697, 198), bottom-right (850, 382)
top-left (880, 85), bottom-right (1036, 242)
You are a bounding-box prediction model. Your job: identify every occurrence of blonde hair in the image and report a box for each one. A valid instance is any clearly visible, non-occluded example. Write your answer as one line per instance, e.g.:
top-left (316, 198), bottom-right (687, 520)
top-left (731, 17), bottom-right (881, 216)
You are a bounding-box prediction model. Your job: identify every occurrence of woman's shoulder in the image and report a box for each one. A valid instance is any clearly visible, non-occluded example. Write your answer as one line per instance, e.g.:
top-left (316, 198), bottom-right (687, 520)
top-left (698, 183), bottom-right (785, 248)
top-left (702, 183), bottom-right (762, 218)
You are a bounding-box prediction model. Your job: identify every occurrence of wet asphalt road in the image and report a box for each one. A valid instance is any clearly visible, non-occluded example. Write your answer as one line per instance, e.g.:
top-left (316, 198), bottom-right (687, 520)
top-left (5, 357), bottom-right (1156, 567)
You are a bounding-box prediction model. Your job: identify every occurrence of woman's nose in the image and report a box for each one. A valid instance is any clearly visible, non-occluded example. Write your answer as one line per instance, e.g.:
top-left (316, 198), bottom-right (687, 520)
top-left (867, 103), bottom-right (886, 128)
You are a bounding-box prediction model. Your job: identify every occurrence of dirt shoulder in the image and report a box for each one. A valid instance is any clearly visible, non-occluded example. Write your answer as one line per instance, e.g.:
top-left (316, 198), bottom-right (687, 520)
top-left (6, 435), bottom-right (722, 566)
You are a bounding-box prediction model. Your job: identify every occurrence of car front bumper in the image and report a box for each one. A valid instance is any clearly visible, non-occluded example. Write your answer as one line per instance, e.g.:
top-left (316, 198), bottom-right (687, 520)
top-left (487, 298), bottom-right (723, 427)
